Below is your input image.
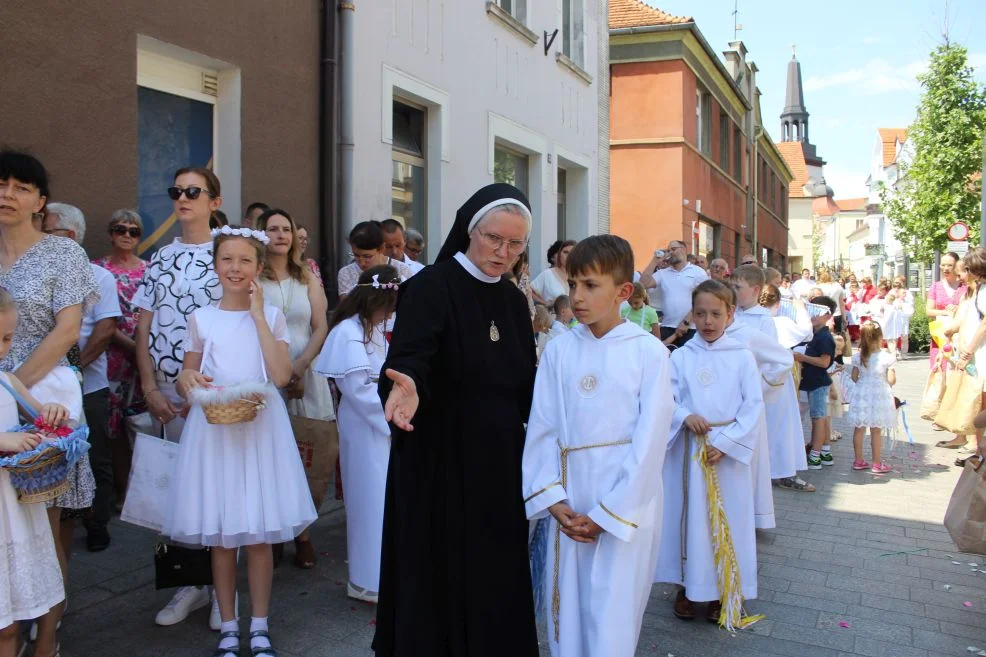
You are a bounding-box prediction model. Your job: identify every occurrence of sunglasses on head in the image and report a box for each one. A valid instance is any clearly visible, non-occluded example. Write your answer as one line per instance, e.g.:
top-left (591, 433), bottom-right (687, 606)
top-left (110, 225), bottom-right (141, 238)
top-left (166, 186), bottom-right (213, 201)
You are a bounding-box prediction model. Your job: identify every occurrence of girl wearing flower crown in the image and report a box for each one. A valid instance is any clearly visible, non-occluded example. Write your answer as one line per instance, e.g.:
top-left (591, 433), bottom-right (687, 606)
top-left (314, 264), bottom-right (400, 603)
top-left (163, 225), bottom-right (317, 657)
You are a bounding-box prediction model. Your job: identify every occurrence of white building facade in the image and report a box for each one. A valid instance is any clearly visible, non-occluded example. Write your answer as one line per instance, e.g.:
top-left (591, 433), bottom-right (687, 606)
top-left (347, 0), bottom-right (606, 271)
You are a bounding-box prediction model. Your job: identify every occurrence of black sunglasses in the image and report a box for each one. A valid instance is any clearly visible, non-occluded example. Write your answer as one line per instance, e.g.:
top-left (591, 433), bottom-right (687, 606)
top-left (110, 225), bottom-right (141, 238)
top-left (167, 186), bottom-right (213, 201)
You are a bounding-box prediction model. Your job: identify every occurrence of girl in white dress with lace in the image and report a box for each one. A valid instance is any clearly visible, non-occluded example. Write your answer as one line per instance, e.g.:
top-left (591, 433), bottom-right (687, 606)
top-left (165, 227), bottom-right (317, 657)
top-left (0, 286), bottom-right (71, 657)
top-left (257, 209), bottom-right (334, 569)
top-left (846, 321), bottom-right (897, 474)
top-left (315, 264), bottom-right (400, 604)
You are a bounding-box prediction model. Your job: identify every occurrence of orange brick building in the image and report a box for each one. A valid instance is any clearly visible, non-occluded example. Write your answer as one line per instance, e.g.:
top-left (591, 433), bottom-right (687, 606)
top-left (609, 0), bottom-right (793, 270)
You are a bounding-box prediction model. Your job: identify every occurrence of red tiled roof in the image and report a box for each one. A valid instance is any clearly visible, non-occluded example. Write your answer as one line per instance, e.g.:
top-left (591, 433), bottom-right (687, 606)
top-left (878, 128), bottom-right (907, 167)
top-left (812, 195), bottom-right (841, 217)
top-left (609, 0), bottom-right (691, 29)
top-left (776, 142), bottom-right (809, 198)
top-left (835, 197), bottom-right (867, 212)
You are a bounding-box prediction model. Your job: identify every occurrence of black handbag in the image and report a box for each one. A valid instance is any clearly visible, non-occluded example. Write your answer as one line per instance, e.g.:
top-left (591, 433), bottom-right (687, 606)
top-left (154, 542), bottom-right (214, 590)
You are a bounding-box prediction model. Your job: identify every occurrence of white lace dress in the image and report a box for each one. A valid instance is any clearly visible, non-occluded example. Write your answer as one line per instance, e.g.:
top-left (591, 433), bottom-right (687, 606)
top-left (0, 374), bottom-right (65, 627)
top-left (845, 352), bottom-right (897, 430)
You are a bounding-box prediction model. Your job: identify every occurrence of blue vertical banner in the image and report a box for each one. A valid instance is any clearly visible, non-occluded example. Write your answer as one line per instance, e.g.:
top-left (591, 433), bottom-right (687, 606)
top-left (136, 86), bottom-right (213, 257)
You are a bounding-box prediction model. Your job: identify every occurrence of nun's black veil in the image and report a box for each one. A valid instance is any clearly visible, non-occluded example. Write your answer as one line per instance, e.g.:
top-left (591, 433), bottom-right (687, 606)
top-left (434, 183), bottom-right (532, 263)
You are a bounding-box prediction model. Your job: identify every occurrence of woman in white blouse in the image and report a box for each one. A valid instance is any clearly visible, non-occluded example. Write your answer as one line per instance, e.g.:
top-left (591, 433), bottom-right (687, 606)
top-left (530, 239), bottom-right (575, 307)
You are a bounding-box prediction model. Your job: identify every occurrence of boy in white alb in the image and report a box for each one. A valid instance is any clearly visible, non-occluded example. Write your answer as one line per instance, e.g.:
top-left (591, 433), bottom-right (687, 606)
top-left (523, 236), bottom-right (674, 657)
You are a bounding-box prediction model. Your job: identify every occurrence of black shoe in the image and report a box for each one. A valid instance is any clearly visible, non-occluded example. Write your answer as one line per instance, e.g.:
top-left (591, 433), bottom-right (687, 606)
top-left (86, 525), bottom-right (111, 552)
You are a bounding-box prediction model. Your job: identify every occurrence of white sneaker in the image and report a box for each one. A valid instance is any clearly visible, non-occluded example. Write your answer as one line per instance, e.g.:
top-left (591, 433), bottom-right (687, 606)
top-left (28, 599), bottom-right (65, 641)
top-left (155, 586), bottom-right (210, 626)
top-left (347, 581), bottom-right (379, 604)
top-left (209, 589), bottom-right (239, 631)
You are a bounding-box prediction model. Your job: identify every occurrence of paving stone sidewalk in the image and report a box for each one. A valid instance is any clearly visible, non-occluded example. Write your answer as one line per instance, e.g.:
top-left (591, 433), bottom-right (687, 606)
top-left (53, 356), bottom-right (985, 656)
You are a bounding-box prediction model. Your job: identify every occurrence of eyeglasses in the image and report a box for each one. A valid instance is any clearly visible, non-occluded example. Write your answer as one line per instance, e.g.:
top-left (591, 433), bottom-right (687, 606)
top-left (351, 252), bottom-right (378, 263)
top-left (166, 186), bottom-right (214, 201)
top-left (110, 225), bottom-right (141, 238)
top-left (476, 230), bottom-right (528, 254)
top-left (43, 227), bottom-right (72, 237)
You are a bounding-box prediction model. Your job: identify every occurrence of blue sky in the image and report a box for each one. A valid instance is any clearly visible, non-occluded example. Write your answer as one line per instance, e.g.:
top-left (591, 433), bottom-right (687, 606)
top-left (650, 0), bottom-right (986, 199)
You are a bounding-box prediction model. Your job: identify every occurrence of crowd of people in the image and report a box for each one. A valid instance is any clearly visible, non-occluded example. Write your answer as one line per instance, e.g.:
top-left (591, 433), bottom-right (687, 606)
top-left (0, 147), bottom-right (984, 657)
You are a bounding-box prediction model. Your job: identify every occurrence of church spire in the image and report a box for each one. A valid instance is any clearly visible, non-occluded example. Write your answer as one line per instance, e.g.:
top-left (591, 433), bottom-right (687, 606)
top-left (780, 47), bottom-right (809, 144)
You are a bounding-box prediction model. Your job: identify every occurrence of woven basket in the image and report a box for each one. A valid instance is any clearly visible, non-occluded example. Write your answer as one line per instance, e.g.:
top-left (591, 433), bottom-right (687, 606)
top-left (203, 393), bottom-right (266, 425)
top-left (6, 444), bottom-right (70, 503)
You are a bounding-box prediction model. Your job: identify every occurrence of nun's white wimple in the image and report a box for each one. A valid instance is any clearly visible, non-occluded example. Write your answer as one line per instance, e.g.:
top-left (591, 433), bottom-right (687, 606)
top-left (467, 199), bottom-right (532, 233)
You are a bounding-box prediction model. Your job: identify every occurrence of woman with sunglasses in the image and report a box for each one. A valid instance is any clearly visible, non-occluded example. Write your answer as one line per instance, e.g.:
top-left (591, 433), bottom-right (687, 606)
top-left (132, 167), bottom-right (224, 630)
top-left (92, 210), bottom-right (147, 506)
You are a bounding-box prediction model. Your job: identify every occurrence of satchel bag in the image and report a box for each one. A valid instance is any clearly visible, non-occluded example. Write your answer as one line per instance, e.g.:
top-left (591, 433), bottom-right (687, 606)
top-left (944, 455), bottom-right (986, 554)
top-left (120, 430), bottom-right (178, 532)
top-left (920, 360), bottom-right (947, 421)
top-left (291, 414), bottom-right (340, 510)
top-left (154, 542), bottom-right (213, 590)
top-left (936, 368), bottom-right (982, 435)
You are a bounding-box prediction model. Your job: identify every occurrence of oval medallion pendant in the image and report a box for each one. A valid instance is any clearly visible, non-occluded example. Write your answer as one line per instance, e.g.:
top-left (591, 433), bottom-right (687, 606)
top-left (489, 321), bottom-right (501, 342)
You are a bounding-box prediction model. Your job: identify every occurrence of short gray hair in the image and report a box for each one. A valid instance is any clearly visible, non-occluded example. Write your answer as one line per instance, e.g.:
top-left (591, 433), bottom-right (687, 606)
top-left (109, 208), bottom-right (143, 233)
top-left (46, 202), bottom-right (86, 244)
top-left (405, 228), bottom-right (424, 247)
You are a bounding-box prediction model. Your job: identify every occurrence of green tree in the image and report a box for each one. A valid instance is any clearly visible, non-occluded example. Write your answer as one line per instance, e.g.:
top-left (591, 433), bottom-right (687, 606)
top-left (881, 43), bottom-right (986, 262)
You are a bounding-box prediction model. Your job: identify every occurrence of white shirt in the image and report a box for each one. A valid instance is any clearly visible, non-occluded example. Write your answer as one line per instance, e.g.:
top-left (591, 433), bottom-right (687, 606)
top-left (79, 264), bottom-right (123, 394)
top-left (403, 253), bottom-right (425, 276)
top-left (530, 268), bottom-right (569, 306)
top-left (654, 263), bottom-right (709, 328)
top-left (790, 277), bottom-right (816, 300)
top-left (337, 258), bottom-right (414, 296)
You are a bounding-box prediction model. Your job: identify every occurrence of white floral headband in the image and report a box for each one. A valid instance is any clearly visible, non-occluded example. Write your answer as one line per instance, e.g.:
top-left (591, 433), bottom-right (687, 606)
top-left (356, 274), bottom-right (403, 290)
top-left (210, 225), bottom-right (271, 245)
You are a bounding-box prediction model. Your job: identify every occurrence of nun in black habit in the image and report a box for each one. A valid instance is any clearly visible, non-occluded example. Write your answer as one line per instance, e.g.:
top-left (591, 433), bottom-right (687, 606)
top-left (373, 183), bottom-right (540, 657)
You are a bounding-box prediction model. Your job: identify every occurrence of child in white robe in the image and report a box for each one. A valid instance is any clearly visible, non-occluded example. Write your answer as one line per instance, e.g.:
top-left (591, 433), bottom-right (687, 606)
top-left (523, 236), bottom-right (674, 657)
top-left (314, 264), bottom-right (400, 603)
top-left (655, 280), bottom-right (764, 623)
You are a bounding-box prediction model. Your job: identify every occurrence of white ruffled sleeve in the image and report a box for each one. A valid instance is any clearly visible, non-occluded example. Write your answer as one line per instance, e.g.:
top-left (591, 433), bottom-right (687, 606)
top-left (313, 318), bottom-right (371, 379)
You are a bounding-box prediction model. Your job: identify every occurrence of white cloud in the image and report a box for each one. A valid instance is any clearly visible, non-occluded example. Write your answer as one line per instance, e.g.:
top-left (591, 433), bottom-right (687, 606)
top-left (804, 52), bottom-right (986, 95)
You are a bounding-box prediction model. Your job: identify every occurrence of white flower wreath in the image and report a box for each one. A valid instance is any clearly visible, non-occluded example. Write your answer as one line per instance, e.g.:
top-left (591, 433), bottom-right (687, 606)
top-left (210, 225), bottom-right (271, 245)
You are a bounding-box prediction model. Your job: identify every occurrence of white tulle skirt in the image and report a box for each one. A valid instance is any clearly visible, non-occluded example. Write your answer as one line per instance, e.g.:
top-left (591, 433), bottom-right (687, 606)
top-left (163, 388), bottom-right (317, 548)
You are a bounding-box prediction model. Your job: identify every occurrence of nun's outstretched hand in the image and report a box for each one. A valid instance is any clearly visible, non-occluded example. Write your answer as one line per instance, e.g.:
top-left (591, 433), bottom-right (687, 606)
top-left (384, 368), bottom-right (419, 431)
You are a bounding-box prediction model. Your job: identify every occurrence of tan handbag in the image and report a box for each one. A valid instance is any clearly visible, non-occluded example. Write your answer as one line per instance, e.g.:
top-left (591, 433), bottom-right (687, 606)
top-left (944, 455), bottom-right (986, 554)
top-left (291, 415), bottom-right (339, 510)
top-left (920, 361), bottom-right (947, 421)
top-left (936, 369), bottom-right (983, 435)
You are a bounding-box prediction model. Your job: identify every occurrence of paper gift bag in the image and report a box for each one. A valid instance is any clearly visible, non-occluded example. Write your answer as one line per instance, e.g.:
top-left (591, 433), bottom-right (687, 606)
top-left (121, 432), bottom-right (178, 532)
top-left (291, 415), bottom-right (340, 511)
top-left (944, 456), bottom-right (986, 554)
top-left (936, 369), bottom-right (982, 435)
top-left (920, 362), bottom-right (947, 421)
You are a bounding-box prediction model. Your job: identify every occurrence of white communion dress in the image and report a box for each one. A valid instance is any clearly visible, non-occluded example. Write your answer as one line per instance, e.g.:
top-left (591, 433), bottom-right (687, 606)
top-left (163, 304), bottom-right (317, 548)
top-left (845, 352), bottom-right (897, 430)
top-left (314, 315), bottom-right (390, 594)
top-left (0, 374), bottom-right (65, 628)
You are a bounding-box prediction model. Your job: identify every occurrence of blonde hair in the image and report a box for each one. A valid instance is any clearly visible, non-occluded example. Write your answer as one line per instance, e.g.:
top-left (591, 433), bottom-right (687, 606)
top-left (858, 320), bottom-right (883, 368)
top-left (763, 267), bottom-right (782, 287)
top-left (692, 279), bottom-right (735, 309)
top-left (533, 306), bottom-right (551, 332)
top-left (629, 282), bottom-right (648, 304)
top-left (759, 283), bottom-right (781, 308)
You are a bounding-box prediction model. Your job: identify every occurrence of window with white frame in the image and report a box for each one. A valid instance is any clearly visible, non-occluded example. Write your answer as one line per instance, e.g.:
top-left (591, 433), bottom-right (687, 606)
top-left (494, 145), bottom-right (530, 198)
top-left (496, 0), bottom-right (526, 23)
top-left (392, 100), bottom-right (428, 257)
top-left (562, 0), bottom-right (585, 68)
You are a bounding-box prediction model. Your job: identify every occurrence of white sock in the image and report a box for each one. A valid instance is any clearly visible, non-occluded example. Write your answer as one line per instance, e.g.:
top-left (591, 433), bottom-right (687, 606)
top-left (821, 445), bottom-right (831, 453)
top-left (219, 619), bottom-right (239, 650)
top-left (250, 616), bottom-right (271, 650)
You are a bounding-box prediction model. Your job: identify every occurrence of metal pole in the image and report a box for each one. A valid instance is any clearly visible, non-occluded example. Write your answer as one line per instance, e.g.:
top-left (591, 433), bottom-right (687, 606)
top-left (339, 1), bottom-right (356, 264)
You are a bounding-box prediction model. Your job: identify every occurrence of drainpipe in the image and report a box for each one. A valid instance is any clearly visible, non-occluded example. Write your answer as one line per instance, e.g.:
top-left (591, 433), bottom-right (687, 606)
top-left (319, 0), bottom-right (339, 302)
top-left (339, 1), bottom-right (355, 272)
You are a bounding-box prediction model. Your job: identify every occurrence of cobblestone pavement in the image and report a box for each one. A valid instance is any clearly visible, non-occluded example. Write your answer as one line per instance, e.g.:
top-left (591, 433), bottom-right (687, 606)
top-left (50, 356), bottom-right (985, 656)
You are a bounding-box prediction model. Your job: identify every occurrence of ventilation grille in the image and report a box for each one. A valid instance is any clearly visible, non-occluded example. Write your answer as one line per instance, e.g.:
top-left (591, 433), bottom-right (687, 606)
top-left (202, 72), bottom-right (219, 96)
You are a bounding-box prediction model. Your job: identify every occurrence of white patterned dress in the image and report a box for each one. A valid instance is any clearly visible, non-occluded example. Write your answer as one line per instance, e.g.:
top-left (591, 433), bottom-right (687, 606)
top-left (0, 374), bottom-right (65, 628)
top-left (846, 352), bottom-right (897, 430)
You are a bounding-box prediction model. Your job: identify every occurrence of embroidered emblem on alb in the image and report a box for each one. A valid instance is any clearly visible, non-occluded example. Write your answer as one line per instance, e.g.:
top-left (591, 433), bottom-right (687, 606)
top-left (697, 368), bottom-right (716, 386)
top-left (579, 375), bottom-right (597, 394)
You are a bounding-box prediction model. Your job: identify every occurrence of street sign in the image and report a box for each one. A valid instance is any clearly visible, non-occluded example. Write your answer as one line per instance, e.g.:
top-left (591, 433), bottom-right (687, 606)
top-left (948, 222), bottom-right (970, 241)
top-left (948, 239), bottom-right (970, 255)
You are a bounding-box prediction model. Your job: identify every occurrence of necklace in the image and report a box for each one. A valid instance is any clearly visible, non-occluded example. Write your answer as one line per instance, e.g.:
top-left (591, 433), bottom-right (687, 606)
top-left (272, 275), bottom-right (294, 315)
top-left (490, 320), bottom-right (501, 342)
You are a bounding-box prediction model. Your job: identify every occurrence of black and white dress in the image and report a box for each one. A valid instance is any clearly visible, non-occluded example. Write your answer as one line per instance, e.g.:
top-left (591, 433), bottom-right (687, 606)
top-left (0, 235), bottom-right (97, 510)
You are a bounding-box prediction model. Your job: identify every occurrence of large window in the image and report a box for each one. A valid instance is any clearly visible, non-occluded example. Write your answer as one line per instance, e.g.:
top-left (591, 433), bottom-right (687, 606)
top-left (392, 100), bottom-right (427, 256)
top-left (719, 111), bottom-right (730, 170)
top-left (562, 0), bottom-right (585, 68)
top-left (697, 219), bottom-right (719, 259)
top-left (494, 145), bottom-right (530, 198)
top-left (696, 89), bottom-right (712, 155)
top-left (733, 125), bottom-right (743, 181)
top-left (496, 0), bottom-right (526, 22)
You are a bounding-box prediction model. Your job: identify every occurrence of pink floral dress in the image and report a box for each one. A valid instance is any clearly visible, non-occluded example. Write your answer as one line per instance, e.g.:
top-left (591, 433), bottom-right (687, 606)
top-left (927, 279), bottom-right (967, 369)
top-left (93, 256), bottom-right (148, 439)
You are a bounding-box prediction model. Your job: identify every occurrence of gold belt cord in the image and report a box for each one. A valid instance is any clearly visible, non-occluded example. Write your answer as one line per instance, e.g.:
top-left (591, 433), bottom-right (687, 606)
top-left (551, 438), bottom-right (632, 642)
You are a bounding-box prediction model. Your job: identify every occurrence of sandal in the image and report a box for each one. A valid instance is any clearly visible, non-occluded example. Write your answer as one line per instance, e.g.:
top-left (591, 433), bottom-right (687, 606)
top-left (213, 631), bottom-right (241, 657)
top-left (294, 538), bottom-right (316, 569)
top-left (936, 439), bottom-right (967, 449)
top-left (249, 630), bottom-right (276, 657)
top-left (776, 477), bottom-right (816, 492)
